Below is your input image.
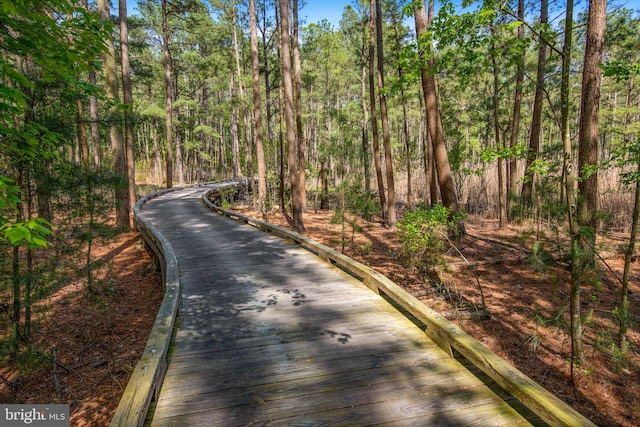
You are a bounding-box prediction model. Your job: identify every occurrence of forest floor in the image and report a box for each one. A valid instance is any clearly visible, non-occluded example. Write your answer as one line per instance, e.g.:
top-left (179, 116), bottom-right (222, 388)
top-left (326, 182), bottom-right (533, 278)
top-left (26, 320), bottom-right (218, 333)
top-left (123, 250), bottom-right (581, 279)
top-left (0, 230), bottom-right (163, 426)
top-left (0, 209), bottom-right (638, 426)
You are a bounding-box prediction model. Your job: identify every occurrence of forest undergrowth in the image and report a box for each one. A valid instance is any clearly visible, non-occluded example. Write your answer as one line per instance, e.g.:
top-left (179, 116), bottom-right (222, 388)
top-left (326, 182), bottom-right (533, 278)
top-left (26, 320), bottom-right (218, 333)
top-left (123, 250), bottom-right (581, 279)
top-left (0, 229), bottom-right (162, 426)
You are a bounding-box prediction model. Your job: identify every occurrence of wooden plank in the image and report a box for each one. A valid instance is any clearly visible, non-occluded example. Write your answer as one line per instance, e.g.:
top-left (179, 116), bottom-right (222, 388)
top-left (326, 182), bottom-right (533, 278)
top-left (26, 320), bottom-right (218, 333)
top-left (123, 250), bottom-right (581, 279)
top-left (150, 379), bottom-right (510, 426)
top-left (151, 364), bottom-right (492, 420)
top-left (156, 347), bottom-right (464, 399)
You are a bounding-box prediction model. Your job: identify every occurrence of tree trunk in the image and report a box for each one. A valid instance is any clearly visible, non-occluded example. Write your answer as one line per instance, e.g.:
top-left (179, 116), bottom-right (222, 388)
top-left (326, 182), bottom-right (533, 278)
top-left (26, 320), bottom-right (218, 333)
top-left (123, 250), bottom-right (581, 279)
top-left (375, 0), bottom-right (397, 228)
top-left (491, 39), bottom-right (505, 228)
top-left (619, 160), bottom-right (640, 348)
top-left (279, 0), bottom-right (304, 231)
top-left (521, 0), bottom-right (548, 206)
top-left (414, 0), bottom-right (464, 233)
top-left (162, 0), bottom-right (173, 188)
top-left (152, 121), bottom-right (162, 185)
top-left (99, 0), bottom-right (129, 229)
top-left (361, 56), bottom-right (371, 194)
top-left (261, 2), bottom-right (274, 146)
top-left (120, 0), bottom-right (135, 229)
top-left (230, 5), bottom-right (251, 186)
top-left (369, 0), bottom-right (386, 220)
top-left (560, 0), bottom-right (584, 376)
top-left (292, 0), bottom-right (306, 210)
top-left (77, 99), bottom-right (89, 165)
top-left (507, 0), bottom-right (525, 217)
top-left (249, 0), bottom-right (267, 215)
top-left (230, 75), bottom-right (241, 180)
top-left (89, 68), bottom-right (100, 169)
top-left (175, 110), bottom-right (185, 186)
top-left (80, 0), bottom-right (100, 169)
top-left (577, 0), bottom-right (607, 267)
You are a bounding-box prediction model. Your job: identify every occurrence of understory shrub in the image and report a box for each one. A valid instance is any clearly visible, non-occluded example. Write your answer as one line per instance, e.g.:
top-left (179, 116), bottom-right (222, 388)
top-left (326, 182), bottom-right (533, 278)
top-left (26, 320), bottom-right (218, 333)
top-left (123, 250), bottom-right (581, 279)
top-left (398, 204), bottom-right (461, 272)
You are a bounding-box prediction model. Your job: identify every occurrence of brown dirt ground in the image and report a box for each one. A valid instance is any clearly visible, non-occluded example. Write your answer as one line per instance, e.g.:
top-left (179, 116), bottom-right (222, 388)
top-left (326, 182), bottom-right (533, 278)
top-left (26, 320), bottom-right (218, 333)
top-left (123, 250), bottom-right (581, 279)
top-left (1, 209), bottom-right (637, 426)
top-left (0, 230), bottom-right (162, 426)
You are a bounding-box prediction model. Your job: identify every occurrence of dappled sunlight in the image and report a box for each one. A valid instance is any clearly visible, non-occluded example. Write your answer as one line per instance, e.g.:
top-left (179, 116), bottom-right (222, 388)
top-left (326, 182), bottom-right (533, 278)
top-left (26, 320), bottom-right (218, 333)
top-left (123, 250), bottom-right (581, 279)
top-left (138, 185), bottom-right (543, 426)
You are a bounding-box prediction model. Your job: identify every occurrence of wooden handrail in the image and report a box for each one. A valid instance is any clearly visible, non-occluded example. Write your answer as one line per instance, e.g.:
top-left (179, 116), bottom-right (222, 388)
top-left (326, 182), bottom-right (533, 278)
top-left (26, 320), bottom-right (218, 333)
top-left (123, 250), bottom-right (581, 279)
top-left (202, 189), bottom-right (596, 427)
top-left (110, 187), bottom-right (182, 427)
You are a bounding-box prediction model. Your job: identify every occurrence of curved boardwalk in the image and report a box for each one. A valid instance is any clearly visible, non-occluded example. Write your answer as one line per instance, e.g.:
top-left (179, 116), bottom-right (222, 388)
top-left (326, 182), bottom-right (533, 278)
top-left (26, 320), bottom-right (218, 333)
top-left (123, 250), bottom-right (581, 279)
top-left (141, 185), bottom-right (541, 426)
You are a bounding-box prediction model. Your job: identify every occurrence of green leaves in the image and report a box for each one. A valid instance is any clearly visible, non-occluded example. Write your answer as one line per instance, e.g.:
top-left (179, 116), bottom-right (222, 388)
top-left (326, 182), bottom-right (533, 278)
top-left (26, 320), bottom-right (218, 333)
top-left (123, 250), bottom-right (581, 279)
top-left (601, 60), bottom-right (640, 83)
top-left (0, 178), bottom-right (52, 248)
top-left (1, 219), bottom-right (52, 248)
top-left (398, 204), bottom-right (463, 271)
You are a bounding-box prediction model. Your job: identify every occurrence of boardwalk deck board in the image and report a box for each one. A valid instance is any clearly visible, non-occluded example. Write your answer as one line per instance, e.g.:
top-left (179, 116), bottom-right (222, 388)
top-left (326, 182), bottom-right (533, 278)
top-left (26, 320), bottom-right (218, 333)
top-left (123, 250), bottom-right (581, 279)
top-left (141, 186), bottom-right (541, 426)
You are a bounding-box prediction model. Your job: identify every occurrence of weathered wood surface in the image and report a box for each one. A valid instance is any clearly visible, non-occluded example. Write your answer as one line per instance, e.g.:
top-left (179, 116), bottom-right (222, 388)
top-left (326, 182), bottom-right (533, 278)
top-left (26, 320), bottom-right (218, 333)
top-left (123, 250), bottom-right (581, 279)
top-left (204, 190), bottom-right (596, 427)
top-left (131, 185), bottom-right (548, 427)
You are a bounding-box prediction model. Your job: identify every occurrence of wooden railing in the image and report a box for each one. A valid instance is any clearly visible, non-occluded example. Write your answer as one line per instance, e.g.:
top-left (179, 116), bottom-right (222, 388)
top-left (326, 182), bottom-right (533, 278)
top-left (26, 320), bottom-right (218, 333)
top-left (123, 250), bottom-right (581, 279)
top-left (110, 187), bottom-right (182, 427)
top-left (202, 189), bottom-right (597, 427)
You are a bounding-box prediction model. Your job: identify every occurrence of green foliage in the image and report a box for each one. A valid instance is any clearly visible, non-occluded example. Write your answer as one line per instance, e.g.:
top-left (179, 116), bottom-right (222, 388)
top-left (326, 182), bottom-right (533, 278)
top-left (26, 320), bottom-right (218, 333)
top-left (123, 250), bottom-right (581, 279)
top-left (397, 204), bottom-right (461, 272)
top-left (601, 61), bottom-right (640, 83)
top-left (0, 178), bottom-right (52, 249)
top-left (526, 240), bottom-right (555, 273)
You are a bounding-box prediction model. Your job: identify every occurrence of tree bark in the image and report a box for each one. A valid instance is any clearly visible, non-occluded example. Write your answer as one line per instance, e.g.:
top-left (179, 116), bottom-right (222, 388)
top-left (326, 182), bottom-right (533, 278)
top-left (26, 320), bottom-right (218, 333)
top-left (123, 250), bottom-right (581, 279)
top-left (89, 67), bottom-right (100, 169)
top-left (507, 0), bottom-right (525, 217)
top-left (120, 0), bottom-right (136, 229)
top-left (99, 0), bottom-right (129, 229)
top-left (292, 0), bottom-right (306, 209)
top-left (162, 0), bottom-right (173, 188)
top-left (279, 0), bottom-right (304, 231)
top-left (361, 50), bottom-right (371, 194)
top-left (491, 38), bottom-right (505, 228)
top-left (390, 10), bottom-right (412, 211)
top-left (76, 99), bottom-right (89, 165)
top-left (577, 0), bottom-right (607, 265)
top-left (560, 0), bottom-right (584, 375)
top-left (80, 0), bottom-right (100, 169)
top-left (249, 0), bottom-right (267, 214)
top-left (375, 0), bottom-right (397, 227)
top-left (413, 0), bottom-right (464, 233)
top-left (521, 0), bottom-right (548, 206)
top-left (369, 0), bottom-right (386, 220)
top-left (230, 75), bottom-right (241, 179)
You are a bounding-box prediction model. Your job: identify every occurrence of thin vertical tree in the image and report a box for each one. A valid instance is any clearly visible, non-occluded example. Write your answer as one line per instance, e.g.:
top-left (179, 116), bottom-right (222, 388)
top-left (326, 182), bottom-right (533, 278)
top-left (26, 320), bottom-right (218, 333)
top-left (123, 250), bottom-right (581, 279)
top-left (162, 0), bottom-right (174, 188)
top-left (560, 0), bottom-right (584, 377)
top-left (98, 0), bottom-right (129, 229)
top-left (369, 0), bottom-right (386, 221)
top-left (278, 0), bottom-right (305, 231)
top-left (249, 0), bottom-right (267, 214)
top-left (490, 33), bottom-right (506, 228)
top-left (120, 0), bottom-right (136, 229)
top-left (292, 0), bottom-right (306, 209)
top-left (375, 0), bottom-right (397, 227)
top-left (521, 0), bottom-right (548, 206)
top-left (577, 0), bottom-right (607, 267)
top-left (80, 0), bottom-right (101, 169)
top-left (507, 0), bottom-right (525, 217)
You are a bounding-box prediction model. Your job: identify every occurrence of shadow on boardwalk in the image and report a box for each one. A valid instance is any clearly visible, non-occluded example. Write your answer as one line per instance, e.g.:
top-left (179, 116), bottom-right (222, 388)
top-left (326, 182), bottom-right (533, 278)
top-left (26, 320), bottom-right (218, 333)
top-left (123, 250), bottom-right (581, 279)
top-left (141, 186), bottom-right (543, 426)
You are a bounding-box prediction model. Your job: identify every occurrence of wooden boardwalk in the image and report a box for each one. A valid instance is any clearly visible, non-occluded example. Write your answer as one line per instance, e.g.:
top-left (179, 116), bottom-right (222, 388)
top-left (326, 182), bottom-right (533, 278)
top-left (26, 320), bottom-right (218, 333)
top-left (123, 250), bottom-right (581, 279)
top-left (140, 185), bottom-right (542, 426)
